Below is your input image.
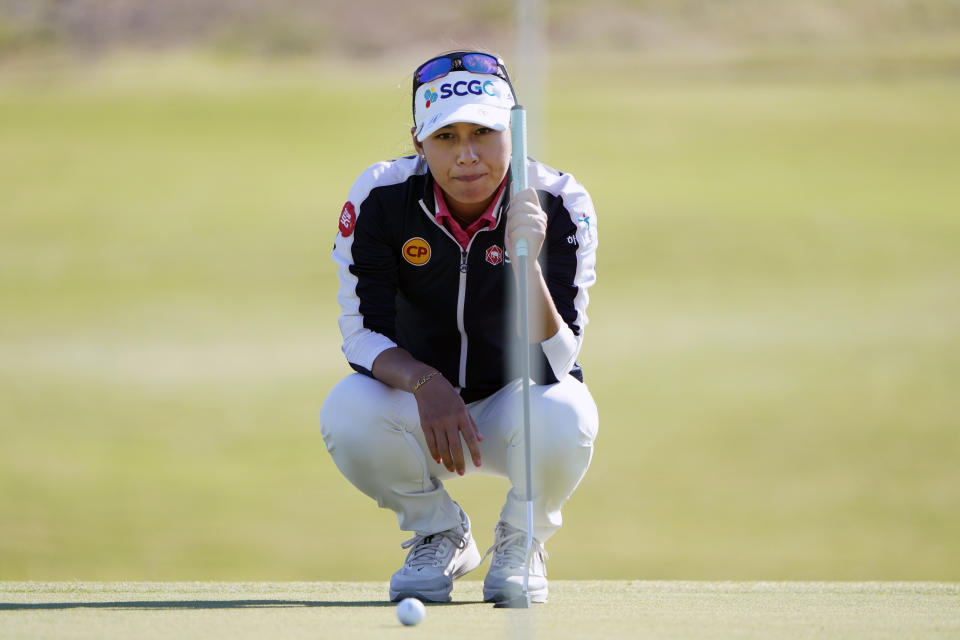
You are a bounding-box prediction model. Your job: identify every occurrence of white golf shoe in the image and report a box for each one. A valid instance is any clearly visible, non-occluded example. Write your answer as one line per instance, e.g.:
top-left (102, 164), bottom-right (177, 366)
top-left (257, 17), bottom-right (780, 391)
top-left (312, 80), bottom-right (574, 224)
top-left (388, 505), bottom-right (481, 603)
top-left (482, 520), bottom-right (549, 603)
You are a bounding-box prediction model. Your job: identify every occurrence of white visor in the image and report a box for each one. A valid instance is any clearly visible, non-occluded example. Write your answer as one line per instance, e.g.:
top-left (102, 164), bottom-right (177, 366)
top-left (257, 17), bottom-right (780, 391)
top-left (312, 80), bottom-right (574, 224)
top-left (414, 71), bottom-right (515, 142)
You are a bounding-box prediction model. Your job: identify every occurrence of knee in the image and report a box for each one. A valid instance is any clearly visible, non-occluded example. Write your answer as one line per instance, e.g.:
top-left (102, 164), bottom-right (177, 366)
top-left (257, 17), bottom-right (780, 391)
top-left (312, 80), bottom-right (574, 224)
top-left (524, 384), bottom-right (596, 481)
top-left (319, 374), bottom-right (434, 498)
top-left (534, 380), bottom-right (599, 452)
top-left (320, 374), bottom-right (395, 452)
top-left (521, 404), bottom-right (594, 503)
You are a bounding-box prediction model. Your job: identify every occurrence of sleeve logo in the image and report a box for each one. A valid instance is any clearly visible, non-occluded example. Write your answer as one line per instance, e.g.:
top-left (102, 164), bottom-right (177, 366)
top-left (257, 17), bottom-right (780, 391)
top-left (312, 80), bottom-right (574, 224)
top-left (339, 202), bottom-right (356, 237)
top-left (402, 237), bottom-right (431, 266)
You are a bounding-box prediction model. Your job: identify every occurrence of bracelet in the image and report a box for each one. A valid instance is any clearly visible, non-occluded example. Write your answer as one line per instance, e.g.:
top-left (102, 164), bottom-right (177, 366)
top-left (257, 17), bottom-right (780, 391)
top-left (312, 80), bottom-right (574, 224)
top-left (412, 371), bottom-right (441, 394)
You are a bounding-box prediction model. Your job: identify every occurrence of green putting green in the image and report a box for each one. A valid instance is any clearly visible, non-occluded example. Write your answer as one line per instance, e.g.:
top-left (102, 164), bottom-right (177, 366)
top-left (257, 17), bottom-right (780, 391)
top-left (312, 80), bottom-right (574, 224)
top-left (2, 581), bottom-right (959, 639)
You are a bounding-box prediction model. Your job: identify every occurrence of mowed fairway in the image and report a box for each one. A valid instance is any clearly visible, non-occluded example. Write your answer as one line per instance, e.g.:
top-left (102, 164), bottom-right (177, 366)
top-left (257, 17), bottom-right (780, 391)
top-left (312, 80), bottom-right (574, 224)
top-left (2, 581), bottom-right (959, 639)
top-left (1, 50), bottom-right (959, 590)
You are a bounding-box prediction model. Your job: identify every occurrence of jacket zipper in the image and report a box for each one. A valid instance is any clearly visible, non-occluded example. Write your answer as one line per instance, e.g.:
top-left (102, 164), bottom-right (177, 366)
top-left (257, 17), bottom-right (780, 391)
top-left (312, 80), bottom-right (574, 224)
top-left (456, 249), bottom-right (469, 387)
top-left (418, 197), bottom-right (498, 391)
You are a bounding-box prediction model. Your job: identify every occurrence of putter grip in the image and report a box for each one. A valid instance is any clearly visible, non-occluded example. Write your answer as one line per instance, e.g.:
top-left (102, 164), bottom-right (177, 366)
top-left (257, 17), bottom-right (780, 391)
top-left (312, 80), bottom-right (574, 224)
top-left (510, 105), bottom-right (528, 257)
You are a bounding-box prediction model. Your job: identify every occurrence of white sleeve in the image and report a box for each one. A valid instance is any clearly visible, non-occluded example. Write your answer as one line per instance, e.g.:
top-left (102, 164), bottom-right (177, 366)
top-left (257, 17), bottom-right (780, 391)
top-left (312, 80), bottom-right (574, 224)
top-left (540, 324), bottom-right (581, 380)
top-left (532, 161), bottom-right (598, 380)
top-left (332, 160), bottom-right (419, 373)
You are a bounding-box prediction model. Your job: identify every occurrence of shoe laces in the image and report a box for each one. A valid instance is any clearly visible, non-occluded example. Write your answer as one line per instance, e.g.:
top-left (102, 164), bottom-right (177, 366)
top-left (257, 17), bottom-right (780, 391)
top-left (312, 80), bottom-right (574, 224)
top-left (400, 528), bottom-right (467, 569)
top-left (483, 522), bottom-right (548, 569)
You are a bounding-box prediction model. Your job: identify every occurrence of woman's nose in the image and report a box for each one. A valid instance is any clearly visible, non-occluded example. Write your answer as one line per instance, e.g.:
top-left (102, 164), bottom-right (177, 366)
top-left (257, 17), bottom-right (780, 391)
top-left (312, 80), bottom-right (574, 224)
top-left (456, 142), bottom-right (479, 165)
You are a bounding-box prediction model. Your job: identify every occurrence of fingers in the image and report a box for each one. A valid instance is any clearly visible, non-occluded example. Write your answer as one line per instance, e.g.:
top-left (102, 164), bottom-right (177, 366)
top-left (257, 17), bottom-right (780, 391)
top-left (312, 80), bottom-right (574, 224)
top-left (422, 426), bottom-right (441, 465)
top-left (439, 420), bottom-right (484, 476)
top-left (507, 192), bottom-right (544, 234)
top-left (430, 424), bottom-right (462, 474)
top-left (413, 378), bottom-right (483, 475)
top-left (463, 414), bottom-right (484, 469)
top-left (424, 417), bottom-right (484, 476)
top-left (449, 431), bottom-right (466, 476)
top-left (506, 187), bottom-right (547, 257)
top-left (435, 430), bottom-right (453, 472)
top-left (511, 186), bottom-right (540, 209)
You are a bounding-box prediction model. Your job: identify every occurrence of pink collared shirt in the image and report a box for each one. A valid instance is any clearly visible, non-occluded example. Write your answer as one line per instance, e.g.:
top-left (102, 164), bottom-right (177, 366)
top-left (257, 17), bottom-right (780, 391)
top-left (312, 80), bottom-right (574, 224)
top-left (434, 179), bottom-right (507, 250)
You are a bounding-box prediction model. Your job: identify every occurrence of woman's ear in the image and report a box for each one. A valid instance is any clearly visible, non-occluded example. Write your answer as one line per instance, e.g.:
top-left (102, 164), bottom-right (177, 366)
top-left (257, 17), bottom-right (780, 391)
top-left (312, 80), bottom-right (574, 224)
top-left (410, 127), bottom-right (425, 159)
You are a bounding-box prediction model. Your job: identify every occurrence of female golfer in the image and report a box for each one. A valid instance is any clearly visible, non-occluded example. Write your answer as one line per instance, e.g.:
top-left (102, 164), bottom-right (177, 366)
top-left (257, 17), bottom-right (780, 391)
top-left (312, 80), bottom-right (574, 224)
top-left (320, 51), bottom-right (598, 604)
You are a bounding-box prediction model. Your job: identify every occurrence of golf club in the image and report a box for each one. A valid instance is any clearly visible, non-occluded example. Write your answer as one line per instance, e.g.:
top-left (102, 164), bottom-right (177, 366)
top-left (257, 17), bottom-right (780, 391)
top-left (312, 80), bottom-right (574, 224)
top-left (494, 103), bottom-right (534, 610)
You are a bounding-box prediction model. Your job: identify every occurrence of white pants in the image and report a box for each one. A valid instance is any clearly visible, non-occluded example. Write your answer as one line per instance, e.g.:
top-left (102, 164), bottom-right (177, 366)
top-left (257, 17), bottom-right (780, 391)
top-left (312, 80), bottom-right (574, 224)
top-left (320, 373), bottom-right (598, 542)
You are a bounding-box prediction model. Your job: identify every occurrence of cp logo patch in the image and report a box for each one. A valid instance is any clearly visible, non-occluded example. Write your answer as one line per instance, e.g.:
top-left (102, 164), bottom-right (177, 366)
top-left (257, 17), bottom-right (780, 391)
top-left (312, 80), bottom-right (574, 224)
top-left (485, 245), bottom-right (504, 266)
top-left (339, 201), bottom-right (356, 237)
top-left (402, 237), bottom-right (431, 266)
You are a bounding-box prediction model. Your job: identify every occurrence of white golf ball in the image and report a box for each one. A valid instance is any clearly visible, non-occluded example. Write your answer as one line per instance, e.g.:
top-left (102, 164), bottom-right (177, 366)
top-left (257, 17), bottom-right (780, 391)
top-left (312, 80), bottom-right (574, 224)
top-left (396, 597), bottom-right (426, 626)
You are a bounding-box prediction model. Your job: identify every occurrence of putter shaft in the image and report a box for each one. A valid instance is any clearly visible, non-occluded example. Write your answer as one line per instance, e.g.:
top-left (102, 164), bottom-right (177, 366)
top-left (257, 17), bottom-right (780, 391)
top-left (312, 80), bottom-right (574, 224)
top-left (510, 104), bottom-right (535, 601)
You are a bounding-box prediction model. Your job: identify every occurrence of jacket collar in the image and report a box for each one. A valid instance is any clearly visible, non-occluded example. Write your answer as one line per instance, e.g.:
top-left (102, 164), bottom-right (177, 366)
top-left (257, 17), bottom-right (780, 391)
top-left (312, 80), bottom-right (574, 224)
top-left (420, 165), bottom-right (514, 222)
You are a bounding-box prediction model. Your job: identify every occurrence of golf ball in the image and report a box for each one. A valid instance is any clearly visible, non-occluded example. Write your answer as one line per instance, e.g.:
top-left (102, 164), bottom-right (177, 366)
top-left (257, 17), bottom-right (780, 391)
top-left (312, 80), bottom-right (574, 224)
top-left (396, 597), bottom-right (426, 626)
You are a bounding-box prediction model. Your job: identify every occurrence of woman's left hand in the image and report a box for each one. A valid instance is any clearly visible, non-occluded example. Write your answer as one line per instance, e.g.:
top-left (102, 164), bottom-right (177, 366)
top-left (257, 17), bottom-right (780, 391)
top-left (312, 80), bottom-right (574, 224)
top-left (505, 187), bottom-right (547, 260)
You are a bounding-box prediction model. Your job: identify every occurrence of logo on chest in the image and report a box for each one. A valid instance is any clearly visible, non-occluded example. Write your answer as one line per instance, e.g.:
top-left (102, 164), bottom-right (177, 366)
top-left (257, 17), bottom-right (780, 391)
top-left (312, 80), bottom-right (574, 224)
top-left (485, 244), bottom-right (504, 266)
top-left (402, 237), bottom-right (432, 266)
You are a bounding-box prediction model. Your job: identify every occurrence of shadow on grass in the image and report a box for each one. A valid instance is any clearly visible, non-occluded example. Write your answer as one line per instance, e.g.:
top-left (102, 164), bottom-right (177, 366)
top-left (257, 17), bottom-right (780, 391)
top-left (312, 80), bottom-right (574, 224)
top-left (1, 599), bottom-right (484, 610)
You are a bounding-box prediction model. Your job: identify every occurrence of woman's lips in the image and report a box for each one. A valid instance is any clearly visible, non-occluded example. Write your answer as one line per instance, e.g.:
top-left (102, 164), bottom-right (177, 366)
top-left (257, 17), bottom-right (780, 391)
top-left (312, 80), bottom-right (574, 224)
top-left (454, 174), bottom-right (486, 184)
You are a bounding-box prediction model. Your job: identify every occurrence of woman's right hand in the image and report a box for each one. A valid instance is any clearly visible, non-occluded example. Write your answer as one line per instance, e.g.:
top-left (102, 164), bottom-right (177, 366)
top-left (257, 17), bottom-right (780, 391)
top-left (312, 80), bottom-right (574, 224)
top-left (413, 372), bottom-right (483, 475)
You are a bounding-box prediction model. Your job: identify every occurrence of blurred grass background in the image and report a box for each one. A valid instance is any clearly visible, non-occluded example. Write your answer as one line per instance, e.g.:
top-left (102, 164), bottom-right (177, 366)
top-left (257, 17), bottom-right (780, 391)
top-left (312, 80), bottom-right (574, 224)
top-left (1, 0), bottom-right (959, 581)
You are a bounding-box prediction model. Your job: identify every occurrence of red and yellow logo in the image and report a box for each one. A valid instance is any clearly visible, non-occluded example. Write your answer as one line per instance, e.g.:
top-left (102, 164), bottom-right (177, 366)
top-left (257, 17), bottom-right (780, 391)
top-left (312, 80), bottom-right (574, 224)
top-left (402, 237), bottom-right (431, 266)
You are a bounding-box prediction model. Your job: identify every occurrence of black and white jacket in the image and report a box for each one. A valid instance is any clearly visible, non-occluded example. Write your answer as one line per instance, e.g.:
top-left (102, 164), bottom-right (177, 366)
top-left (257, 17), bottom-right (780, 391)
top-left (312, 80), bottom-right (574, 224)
top-left (332, 155), bottom-right (597, 403)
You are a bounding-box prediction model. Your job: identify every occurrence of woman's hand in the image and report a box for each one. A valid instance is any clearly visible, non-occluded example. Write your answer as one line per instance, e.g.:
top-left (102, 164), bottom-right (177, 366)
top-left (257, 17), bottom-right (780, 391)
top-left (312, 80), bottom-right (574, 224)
top-left (413, 373), bottom-right (483, 475)
top-left (505, 186), bottom-right (547, 260)
top-left (372, 348), bottom-right (483, 475)
top-left (503, 187), bottom-right (563, 343)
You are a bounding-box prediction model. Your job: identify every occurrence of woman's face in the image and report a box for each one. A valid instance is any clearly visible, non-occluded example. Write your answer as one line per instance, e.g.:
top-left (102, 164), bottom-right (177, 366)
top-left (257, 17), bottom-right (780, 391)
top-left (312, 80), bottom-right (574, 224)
top-left (413, 122), bottom-right (511, 218)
